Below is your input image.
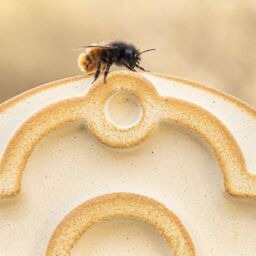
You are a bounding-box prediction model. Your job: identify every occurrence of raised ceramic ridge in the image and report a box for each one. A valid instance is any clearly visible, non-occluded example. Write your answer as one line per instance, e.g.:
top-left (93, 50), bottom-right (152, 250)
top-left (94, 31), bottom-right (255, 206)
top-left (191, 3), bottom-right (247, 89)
top-left (46, 192), bottom-right (195, 256)
top-left (0, 71), bottom-right (256, 198)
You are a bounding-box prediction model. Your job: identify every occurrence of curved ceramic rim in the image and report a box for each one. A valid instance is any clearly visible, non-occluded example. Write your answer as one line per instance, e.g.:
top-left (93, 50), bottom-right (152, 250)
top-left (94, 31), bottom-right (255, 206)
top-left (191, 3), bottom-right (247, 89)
top-left (1, 72), bottom-right (255, 118)
top-left (46, 192), bottom-right (195, 256)
top-left (0, 71), bottom-right (256, 198)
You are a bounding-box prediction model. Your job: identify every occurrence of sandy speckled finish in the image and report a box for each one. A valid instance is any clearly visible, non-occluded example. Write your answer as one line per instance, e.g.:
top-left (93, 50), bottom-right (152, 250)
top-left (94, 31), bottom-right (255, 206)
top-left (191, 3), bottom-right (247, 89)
top-left (0, 71), bottom-right (256, 198)
top-left (46, 193), bottom-right (195, 256)
top-left (1, 71), bottom-right (256, 255)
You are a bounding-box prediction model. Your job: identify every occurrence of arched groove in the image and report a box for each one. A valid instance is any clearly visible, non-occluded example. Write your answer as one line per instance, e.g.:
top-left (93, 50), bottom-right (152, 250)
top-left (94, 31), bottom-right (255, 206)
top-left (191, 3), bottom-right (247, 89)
top-left (0, 98), bottom-right (86, 197)
top-left (0, 71), bottom-right (255, 198)
top-left (46, 193), bottom-right (195, 256)
top-left (162, 99), bottom-right (256, 197)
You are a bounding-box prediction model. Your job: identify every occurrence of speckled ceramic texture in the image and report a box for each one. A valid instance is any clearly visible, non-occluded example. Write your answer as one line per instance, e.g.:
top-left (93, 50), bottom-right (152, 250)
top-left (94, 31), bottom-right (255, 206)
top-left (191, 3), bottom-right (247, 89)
top-left (46, 193), bottom-right (195, 256)
top-left (0, 71), bottom-right (256, 255)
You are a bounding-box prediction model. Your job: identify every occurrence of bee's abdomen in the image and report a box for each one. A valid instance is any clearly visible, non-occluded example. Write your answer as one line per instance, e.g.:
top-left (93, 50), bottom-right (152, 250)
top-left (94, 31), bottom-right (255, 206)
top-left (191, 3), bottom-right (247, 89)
top-left (78, 50), bottom-right (99, 73)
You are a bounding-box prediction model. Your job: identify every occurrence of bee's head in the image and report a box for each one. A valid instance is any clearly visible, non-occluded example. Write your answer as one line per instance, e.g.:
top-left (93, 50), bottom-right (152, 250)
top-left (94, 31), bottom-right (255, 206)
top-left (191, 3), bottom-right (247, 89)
top-left (124, 47), bottom-right (156, 69)
top-left (121, 47), bottom-right (138, 68)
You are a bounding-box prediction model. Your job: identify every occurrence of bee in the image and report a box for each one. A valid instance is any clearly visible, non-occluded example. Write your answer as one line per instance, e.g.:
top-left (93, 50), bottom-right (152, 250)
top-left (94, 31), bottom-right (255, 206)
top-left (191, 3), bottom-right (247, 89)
top-left (75, 41), bottom-right (155, 83)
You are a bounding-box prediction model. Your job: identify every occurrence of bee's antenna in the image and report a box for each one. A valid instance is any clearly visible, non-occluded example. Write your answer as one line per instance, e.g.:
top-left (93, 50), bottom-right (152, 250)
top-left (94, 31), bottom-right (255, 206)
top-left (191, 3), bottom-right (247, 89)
top-left (139, 48), bottom-right (156, 55)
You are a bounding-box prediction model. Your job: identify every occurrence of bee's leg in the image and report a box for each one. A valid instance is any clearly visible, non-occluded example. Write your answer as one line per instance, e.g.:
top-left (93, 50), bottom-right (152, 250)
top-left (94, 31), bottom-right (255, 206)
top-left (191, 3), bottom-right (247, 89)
top-left (92, 61), bottom-right (102, 83)
top-left (103, 62), bottom-right (113, 83)
top-left (121, 60), bottom-right (136, 72)
top-left (135, 64), bottom-right (149, 72)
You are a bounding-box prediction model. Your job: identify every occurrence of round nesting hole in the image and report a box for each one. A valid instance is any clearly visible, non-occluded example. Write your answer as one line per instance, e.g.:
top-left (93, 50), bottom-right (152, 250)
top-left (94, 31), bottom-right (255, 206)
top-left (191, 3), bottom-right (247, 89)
top-left (104, 91), bottom-right (143, 129)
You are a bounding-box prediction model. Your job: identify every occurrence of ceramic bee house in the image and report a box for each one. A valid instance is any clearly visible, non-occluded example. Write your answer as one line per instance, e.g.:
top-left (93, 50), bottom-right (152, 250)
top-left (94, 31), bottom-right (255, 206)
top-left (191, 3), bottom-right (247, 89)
top-left (0, 71), bottom-right (256, 255)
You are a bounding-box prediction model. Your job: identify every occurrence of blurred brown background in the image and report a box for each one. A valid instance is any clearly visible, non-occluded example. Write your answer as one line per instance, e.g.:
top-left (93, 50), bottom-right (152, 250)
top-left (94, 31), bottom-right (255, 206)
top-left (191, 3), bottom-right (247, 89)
top-left (0, 0), bottom-right (256, 106)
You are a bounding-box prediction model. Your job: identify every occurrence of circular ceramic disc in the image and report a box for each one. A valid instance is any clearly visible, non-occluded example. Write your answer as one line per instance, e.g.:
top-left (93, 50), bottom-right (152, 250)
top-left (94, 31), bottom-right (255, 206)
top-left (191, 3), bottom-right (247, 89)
top-left (0, 71), bottom-right (256, 255)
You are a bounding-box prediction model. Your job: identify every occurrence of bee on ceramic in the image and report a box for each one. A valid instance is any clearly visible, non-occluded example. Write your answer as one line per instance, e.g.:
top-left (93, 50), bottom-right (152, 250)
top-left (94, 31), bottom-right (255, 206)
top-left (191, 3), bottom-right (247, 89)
top-left (75, 41), bottom-right (155, 83)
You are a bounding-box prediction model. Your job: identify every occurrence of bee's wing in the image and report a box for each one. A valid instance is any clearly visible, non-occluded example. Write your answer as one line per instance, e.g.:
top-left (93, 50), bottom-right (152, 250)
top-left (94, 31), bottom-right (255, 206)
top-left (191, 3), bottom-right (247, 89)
top-left (73, 45), bottom-right (116, 50)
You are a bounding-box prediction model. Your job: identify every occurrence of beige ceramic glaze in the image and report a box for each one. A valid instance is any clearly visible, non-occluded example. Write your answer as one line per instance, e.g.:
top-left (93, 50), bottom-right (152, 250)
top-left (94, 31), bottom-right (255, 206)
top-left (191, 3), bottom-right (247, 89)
top-left (0, 71), bottom-right (256, 255)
